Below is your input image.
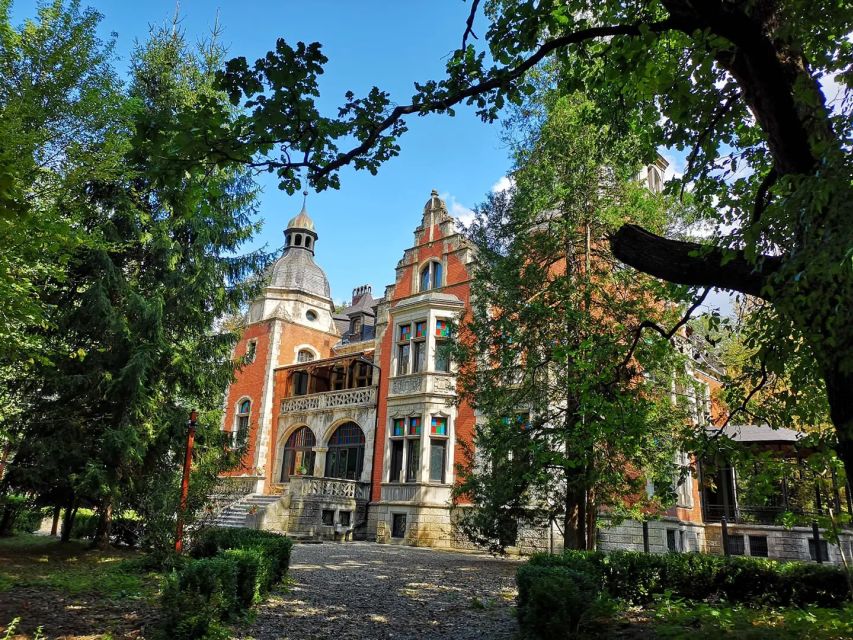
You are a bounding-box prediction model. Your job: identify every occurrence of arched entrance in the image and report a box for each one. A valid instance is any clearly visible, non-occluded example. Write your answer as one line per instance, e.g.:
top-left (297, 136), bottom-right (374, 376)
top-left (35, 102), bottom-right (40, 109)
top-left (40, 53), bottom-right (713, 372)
top-left (324, 422), bottom-right (365, 480)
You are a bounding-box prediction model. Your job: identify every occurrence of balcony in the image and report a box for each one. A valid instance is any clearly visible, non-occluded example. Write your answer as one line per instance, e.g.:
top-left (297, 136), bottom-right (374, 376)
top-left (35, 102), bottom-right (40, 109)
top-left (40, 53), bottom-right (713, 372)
top-left (281, 386), bottom-right (377, 414)
top-left (288, 476), bottom-right (371, 501)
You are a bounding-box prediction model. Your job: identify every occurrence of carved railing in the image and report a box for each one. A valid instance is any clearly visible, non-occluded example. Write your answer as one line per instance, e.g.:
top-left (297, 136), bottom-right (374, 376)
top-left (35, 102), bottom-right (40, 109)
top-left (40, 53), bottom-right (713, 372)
top-left (381, 483), bottom-right (419, 502)
top-left (281, 386), bottom-right (377, 414)
top-left (290, 477), bottom-right (370, 501)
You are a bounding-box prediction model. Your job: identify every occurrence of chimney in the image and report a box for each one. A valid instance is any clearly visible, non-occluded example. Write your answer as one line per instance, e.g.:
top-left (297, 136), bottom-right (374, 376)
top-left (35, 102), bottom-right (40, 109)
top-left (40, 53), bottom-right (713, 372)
top-left (351, 284), bottom-right (372, 306)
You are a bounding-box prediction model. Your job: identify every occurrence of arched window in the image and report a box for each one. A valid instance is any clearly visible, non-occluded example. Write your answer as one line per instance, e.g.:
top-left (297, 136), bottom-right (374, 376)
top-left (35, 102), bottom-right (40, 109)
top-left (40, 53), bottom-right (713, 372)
top-left (297, 349), bottom-right (315, 362)
top-left (419, 261), bottom-right (443, 292)
top-left (280, 426), bottom-right (316, 481)
top-left (294, 234), bottom-right (302, 246)
top-left (324, 422), bottom-right (365, 480)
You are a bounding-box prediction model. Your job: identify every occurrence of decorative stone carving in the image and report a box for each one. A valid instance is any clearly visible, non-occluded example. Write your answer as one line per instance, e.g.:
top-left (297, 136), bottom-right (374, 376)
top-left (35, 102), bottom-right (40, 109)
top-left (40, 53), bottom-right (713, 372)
top-left (381, 484), bottom-right (418, 502)
top-left (280, 387), bottom-right (377, 414)
top-left (432, 376), bottom-right (455, 393)
top-left (390, 375), bottom-right (424, 395)
top-left (291, 477), bottom-right (370, 501)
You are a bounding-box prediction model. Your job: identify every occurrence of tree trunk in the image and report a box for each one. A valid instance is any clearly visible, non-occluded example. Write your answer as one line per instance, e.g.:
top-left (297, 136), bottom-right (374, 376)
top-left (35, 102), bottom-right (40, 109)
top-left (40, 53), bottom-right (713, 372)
top-left (824, 366), bottom-right (853, 487)
top-left (563, 482), bottom-right (587, 550)
top-left (50, 505), bottom-right (61, 536)
top-left (0, 506), bottom-right (15, 536)
top-left (90, 498), bottom-right (113, 549)
top-left (60, 501), bottom-right (77, 543)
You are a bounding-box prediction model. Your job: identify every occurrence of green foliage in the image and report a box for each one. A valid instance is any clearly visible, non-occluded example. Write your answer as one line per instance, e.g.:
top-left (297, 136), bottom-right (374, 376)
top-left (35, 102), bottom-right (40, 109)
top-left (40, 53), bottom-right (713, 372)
top-left (517, 563), bottom-right (613, 638)
top-left (452, 92), bottom-right (695, 551)
top-left (1, 6), bottom-right (267, 549)
top-left (651, 598), bottom-right (853, 640)
top-left (525, 550), bottom-right (850, 608)
top-left (161, 528), bottom-right (293, 639)
top-left (190, 527), bottom-right (294, 584)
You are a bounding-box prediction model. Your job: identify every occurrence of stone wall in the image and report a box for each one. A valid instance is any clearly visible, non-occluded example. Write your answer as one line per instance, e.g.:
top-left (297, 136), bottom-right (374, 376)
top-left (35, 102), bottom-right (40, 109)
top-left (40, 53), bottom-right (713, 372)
top-left (368, 502), bottom-right (454, 548)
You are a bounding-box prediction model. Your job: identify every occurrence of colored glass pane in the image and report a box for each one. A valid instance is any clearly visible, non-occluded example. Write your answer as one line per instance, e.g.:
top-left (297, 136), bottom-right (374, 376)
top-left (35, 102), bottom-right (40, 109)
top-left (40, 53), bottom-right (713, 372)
top-left (392, 419), bottom-right (405, 437)
top-left (415, 321), bottom-right (426, 338)
top-left (399, 324), bottom-right (411, 341)
top-left (430, 416), bottom-right (447, 436)
top-left (408, 417), bottom-right (421, 436)
top-left (239, 400), bottom-right (251, 414)
top-left (436, 320), bottom-right (450, 337)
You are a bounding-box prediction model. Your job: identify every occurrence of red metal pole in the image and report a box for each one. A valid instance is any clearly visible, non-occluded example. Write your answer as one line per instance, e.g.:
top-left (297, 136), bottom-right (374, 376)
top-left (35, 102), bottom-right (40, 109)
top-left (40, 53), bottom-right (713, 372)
top-left (175, 410), bottom-right (198, 553)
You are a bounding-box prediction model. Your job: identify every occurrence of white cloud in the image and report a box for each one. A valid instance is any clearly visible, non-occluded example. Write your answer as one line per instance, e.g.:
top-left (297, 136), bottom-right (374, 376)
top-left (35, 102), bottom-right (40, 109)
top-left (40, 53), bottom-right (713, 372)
top-left (440, 192), bottom-right (477, 230)
top-left (491, 175), bottom-right (514, 194)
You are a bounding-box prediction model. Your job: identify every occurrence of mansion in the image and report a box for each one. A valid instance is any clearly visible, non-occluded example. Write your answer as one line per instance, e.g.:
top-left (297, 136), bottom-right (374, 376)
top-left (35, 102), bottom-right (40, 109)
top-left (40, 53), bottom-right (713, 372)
top-left (215, 185), bottom-right (853, 563)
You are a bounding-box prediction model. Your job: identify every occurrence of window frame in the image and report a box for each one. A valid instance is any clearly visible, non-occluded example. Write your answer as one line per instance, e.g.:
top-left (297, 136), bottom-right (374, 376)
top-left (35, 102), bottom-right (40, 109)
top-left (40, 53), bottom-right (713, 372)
top-left (245, 340), bottom-right (257, 364)
top-left (418, 260), bottom-right (443, 292)
top-left (233, 399), bottom-right (251, 447)
top-left (280, 426), bottom-right (316, 482)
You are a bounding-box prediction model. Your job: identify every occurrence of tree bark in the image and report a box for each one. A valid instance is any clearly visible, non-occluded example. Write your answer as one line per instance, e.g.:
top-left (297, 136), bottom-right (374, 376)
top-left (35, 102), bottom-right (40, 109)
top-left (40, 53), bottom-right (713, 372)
top-left (91, 498), bottom-right (113, 549)
top-left (824, 367), bottom-right (853, 487)
top-left (60, 501), bottom-right (77, 543)
top-left (50, 505), bottom-right (61, 536)
top-left (609, 225), bottom-right (780, 299)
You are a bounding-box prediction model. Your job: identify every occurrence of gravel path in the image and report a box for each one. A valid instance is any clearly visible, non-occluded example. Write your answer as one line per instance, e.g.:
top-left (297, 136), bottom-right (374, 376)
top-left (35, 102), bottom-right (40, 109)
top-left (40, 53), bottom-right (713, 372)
top-left (239, 542), bottom-right (522, 640)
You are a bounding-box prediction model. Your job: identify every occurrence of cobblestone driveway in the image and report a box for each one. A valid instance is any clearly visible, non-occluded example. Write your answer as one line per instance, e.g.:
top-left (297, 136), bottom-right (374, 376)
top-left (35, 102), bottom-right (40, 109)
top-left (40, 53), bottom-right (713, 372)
top-left (239, 542), bottom-right (521, 640)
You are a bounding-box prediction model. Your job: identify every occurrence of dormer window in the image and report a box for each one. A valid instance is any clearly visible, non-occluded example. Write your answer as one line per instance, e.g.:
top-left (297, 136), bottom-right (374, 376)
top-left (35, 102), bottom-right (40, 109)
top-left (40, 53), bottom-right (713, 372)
top-left (351, 316), bottom-right (363, 336)
top-left (419, 261), bottom-right (443, 292)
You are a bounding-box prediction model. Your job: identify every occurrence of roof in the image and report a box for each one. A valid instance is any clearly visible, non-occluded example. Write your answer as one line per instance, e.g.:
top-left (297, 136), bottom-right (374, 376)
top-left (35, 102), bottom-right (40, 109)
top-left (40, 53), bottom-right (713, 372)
top-left (707, 424), bottom-right (805, 444)
top-left (268, 247), bottom-right (331, 298)
top-left (287, 206), bottom-right (315, 232)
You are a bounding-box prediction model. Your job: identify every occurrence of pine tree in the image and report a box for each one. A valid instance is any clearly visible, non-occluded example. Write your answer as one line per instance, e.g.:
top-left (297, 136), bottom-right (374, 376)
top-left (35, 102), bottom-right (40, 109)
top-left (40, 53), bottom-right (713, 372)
top-left (3, 16), bottom-right (269, 546)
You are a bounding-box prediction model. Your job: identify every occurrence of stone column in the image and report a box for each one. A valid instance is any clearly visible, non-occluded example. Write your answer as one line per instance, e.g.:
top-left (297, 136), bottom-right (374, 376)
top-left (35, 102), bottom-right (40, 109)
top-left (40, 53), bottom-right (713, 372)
top-left (314, 446), bottom-right (328, 477)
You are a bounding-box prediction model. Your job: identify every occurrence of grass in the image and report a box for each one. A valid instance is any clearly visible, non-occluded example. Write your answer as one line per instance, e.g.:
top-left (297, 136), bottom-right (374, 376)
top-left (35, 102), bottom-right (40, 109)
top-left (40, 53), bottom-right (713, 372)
top-left (643, 595), bottom-right (853, 639)
top-left (0, 533), bottom-right (158, 600)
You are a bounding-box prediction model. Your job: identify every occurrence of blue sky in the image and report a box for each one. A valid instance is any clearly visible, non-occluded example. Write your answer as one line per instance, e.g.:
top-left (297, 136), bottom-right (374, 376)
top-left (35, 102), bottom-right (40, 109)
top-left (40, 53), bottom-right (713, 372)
top-left (13, 0), bottom-right (508, 306)
top-left (12, 1), bottom-right (740, 312)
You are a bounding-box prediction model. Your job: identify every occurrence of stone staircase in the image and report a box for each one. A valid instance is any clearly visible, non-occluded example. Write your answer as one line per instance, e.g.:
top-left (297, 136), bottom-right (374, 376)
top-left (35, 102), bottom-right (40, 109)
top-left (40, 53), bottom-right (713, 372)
top-left (210, 494), bottom-right (283, 529)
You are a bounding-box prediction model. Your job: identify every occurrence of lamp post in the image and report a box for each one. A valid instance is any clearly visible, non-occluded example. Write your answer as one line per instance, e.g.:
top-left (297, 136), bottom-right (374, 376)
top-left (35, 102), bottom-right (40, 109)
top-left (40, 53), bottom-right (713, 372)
top-left (175, 409), bottom-right (198, 553)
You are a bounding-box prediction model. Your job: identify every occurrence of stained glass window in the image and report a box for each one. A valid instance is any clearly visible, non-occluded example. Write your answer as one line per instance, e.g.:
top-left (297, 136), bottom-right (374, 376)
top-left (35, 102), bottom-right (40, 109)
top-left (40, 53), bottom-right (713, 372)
top-left (239, 399), bottom-right (251, 414)
top-left (430, 416), bottom-right (448, 436)
top-left (436, 320), bottom-right (450, 337)
top-left (399, 324), bottom-right (411, 341)
top-left (415, 321), bottom-right (426, 338)
top-left (392, 418), bottom-right (405, 437)
top-left (408, 417), bottom-right (421, 436)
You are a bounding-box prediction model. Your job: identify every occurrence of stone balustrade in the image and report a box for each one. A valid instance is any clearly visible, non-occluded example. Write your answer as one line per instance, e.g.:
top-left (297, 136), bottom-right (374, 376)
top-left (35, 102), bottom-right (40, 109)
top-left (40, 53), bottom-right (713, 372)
top-left (281, 386), bottom-right (377, 414)
top-left (288, 476), bottom-right (370, 501)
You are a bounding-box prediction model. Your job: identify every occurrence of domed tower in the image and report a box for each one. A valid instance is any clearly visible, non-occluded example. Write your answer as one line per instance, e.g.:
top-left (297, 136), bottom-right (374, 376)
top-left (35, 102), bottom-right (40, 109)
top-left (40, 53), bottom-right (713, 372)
top-left (248, 200), bottom-right (335, 328)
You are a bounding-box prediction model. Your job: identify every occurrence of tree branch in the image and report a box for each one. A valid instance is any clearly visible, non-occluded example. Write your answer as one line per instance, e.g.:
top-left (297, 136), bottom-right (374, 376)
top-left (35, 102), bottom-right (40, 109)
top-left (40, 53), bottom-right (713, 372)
top-left (311, 17), bottom-right (685, 182)
top-left (609, 224), bottom-right (782, 299)
top-left (461, 0), bottom-right (480, 50)
top-left (618, 287), bottom-right (710, 372)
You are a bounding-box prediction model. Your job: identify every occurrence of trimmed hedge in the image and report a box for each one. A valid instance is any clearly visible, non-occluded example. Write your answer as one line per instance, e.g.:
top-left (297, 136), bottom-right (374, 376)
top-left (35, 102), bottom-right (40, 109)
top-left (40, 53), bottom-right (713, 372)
top-left (519, 549), bottom-right (850, 639)
top-left (517, 564), bottom-right (611, 638)
top-left (161, 527), bottom-right (294, 640)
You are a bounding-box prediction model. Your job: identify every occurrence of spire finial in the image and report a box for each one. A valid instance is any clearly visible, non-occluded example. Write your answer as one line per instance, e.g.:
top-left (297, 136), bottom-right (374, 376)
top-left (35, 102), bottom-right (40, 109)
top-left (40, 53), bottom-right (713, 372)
top-left (302, 190), bottom-right (308, 210)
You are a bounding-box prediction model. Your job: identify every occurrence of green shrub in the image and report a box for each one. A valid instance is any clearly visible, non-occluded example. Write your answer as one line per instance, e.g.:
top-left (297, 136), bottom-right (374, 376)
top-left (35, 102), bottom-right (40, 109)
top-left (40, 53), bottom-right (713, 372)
top-left (70, 509), bottom-right (97, 540)
top-left (160, 528), bottom-right (294, 639)
top-left (223, 548), bottom-right (264, 608)
top-left (190, 527), bottom-right (293, 585)
top-left (520, 550), bottom-right (850, 611)
top-left (161, 556), bottom-right (242, 640)
top-left (13, 506), bottom-right (49, 534)
top-left (517, 564), bottom-right (611, 639)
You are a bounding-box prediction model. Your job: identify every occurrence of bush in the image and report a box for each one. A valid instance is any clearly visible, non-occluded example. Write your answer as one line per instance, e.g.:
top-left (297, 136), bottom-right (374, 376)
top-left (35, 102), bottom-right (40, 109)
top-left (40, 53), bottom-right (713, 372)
top-left (160, 528), bottom-right (294, 639)
top-left (517, 564), bottom-right (611, 639)
top-left (161, 557), bottom-right (241, 640)
top-left (191, 527), bottom-right (293, 585)
top-left (519, 549), bottom-right (850, 615)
